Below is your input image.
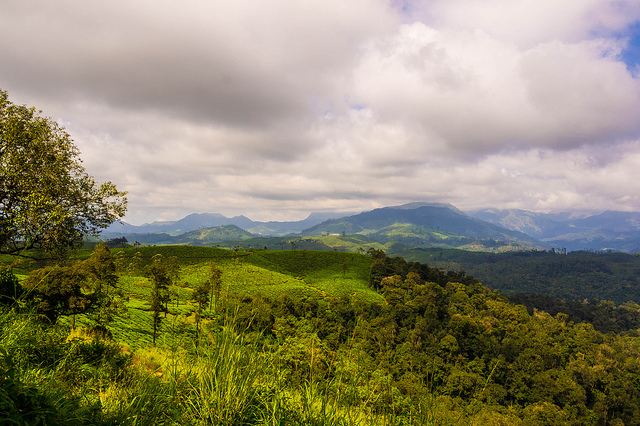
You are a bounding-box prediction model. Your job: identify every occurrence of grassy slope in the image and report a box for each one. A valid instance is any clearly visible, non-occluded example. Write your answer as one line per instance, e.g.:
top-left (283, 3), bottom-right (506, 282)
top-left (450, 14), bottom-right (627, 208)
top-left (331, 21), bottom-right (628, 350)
top-left (48, 246), bottom-right (382, 350)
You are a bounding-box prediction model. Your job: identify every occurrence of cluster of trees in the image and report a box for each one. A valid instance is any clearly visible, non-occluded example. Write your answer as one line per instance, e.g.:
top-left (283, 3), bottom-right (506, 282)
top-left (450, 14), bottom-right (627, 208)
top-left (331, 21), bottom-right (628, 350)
top-left (507, 292), bottom-right (640, 334)
top-left (220, 253), bottom-right (640, 424)
top-left (419, 249), bottom-right (640, 305)
top-left (1, 248), bottom-right (226, 347)
top-left (0, 244), bottom-right (126, 331)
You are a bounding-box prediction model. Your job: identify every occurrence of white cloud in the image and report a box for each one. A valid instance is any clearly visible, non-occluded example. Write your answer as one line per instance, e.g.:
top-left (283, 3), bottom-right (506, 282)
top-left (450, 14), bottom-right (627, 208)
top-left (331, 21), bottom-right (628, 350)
top-left (1, 0), bottom-right (640, 224)
top-left (413, 0), bottom-right (640, 46)
top-left (348, 22), bottom-right (640, 158)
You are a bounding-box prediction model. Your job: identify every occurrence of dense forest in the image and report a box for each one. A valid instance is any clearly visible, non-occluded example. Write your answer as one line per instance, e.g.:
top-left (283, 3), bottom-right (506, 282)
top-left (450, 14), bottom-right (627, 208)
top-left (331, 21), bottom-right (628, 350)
top-left (403, 248), bottom-right (640, 304)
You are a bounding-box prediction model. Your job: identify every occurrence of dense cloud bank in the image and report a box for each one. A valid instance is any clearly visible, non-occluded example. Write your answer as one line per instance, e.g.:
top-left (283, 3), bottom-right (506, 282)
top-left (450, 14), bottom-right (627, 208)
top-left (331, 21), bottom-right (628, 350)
top-left (1, 0), bottom-right (639, 223)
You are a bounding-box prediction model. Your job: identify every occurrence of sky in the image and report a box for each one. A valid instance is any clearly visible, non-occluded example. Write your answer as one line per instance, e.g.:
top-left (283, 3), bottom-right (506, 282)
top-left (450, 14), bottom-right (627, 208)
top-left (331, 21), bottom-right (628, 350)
top-left (2, 0), bottom-right (640, 225)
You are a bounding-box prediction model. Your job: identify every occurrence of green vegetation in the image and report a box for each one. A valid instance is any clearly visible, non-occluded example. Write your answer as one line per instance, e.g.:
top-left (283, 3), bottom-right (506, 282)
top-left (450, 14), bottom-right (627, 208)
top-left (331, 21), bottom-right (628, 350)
top-left (3, 245), bottom-right (640, 424)
top-left (302, 204), bottom-right (540, 251)
top-left (401, 248), bottom-right (640, 305)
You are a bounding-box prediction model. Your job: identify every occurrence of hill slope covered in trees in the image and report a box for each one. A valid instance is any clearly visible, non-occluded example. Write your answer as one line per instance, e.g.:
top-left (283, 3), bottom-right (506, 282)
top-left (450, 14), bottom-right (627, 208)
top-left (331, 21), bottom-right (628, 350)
top-left (3, 245), bottom-right (640, 424)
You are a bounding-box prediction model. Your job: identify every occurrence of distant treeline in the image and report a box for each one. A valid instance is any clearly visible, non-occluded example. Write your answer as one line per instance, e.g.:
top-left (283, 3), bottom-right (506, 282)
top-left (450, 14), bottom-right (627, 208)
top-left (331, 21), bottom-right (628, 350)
top-left (406, 248), bottom-right (640, 305)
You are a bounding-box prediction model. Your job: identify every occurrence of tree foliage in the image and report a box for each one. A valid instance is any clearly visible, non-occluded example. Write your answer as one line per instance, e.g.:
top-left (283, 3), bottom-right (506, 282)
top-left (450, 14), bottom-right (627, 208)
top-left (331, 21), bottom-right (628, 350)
top-left (83, 243), bottom-right (127, 328)
top-left (22, 244), bottom-right (124, 327)
top-left (146, 254), bottom-right (171, 345)
top-left (218, 252), bottom-right (640, 425)
top-left (23, 262), bottom-right (92, 326)
top-left (0, 267), bottom-right (22, 304)
top-left (191, 282), bottom-right (210, 345)
top-left (0, 89), bottom-right (127, 258)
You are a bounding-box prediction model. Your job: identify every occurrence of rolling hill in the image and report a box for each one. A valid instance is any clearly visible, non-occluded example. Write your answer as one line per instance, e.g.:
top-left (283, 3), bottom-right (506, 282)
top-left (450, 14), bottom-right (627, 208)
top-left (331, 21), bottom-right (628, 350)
top-left (104, 211), bottom-right (349, 237)
top-left (301, 202), bottom-right (541, 250)
top-left (119, 225), bottom-right (255, 246)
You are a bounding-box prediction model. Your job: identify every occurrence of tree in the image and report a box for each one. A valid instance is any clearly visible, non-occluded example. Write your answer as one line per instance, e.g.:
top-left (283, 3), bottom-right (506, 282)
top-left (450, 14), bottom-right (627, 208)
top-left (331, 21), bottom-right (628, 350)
top-left (0, 89), bottom-right (127, 258)
top-left (146, 254), bottom-right (171, 345)
top-left (83, 243), bottom-right (127, 328)
top-left (21, 244), bottom-right (127, 328)
top-left (208, 260), bottom-right (223, 312)
top-left (192, 282), bottom-right (210, 346)
top-left (23, 262), bottom-right (93, 327)
top-left (129, 251), bottom-right (143, 276)
top-left (0, 267), bottom-right (22, 305)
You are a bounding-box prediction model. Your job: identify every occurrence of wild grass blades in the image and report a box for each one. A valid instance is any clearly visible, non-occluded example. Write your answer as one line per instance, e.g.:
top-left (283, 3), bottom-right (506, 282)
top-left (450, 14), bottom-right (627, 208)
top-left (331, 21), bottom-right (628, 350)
top-left (0, 309), bottom-right (106, 425)
top-left (100, 371), bottom-right (180, 426)
top-left (287, 315), bottom-right (380, 426)
top-left (180, 310), bottom-right (271, 425)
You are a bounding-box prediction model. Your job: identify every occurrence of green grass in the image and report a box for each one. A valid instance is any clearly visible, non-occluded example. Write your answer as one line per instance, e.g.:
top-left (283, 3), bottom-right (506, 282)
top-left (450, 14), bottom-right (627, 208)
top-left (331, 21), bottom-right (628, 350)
top-left (53, 247), bottom-right (383, 351)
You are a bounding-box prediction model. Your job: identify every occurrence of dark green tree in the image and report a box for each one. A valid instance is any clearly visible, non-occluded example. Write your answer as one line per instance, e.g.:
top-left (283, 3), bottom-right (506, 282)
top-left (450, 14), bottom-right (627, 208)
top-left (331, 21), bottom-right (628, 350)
top-left (23, 262), bottom-right (93, 327)
top-left (83, 243), bottom-right (127, 328)
top-left (0, 267), bottom-right (22, 304)
top-left (0, 89), bottom-right (127, 258)
top-left (208, 260), bottom-right (222, 312)
top-left (191, 282), bottom-right (210, 345)
top-left (146, 254), bottom-right (171, 345)
top-left (128, 251), bottom-right (143, 276)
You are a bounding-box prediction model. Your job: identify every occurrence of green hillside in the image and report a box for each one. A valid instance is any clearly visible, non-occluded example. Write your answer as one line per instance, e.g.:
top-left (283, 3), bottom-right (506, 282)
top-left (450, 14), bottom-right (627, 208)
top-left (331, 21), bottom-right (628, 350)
top-left (398, 247), bottom-right (640, 305)
top-left (102, 245), bottom-right (382, 305)
top-left (119, 225), bottom-right (255, 246)
top-left (303, 204), bottom-right (541, 250)
top-left (174, 225), bottom-right (254, 244)
top-left (4, 244), bottom-right (640, 425)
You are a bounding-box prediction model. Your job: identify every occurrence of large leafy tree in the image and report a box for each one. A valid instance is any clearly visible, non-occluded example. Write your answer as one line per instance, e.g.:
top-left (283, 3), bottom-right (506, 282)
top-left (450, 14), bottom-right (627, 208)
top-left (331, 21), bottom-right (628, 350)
top-left (83, 243), bottom-right (127, 328)
top-left (22, 244), bottom-right (125, 328)
top-left (23, 262), bottom-right (93, 326)
top-left (0, 89), bottom-right (127, 257)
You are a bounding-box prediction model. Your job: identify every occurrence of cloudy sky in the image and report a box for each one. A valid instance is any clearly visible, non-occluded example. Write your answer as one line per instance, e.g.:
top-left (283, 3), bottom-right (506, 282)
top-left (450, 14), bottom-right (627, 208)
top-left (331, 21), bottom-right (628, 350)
top-left (2, 1), bottom-right (640, 224)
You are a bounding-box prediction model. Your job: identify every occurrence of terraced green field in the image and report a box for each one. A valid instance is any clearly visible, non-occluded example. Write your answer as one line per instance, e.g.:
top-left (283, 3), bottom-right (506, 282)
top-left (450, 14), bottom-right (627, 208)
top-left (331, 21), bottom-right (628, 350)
top-left (51, 245), bottom-right (382, 348)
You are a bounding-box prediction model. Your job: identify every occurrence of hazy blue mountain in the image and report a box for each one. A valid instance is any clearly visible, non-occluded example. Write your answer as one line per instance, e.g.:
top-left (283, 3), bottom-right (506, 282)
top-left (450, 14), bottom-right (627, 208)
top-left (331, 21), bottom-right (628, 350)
top-left (467, 209), bottom-right (570, 239)
top-left (104, 211), bottom-right (349, 237)
top-left (469, 209), bottom-right (640, 252)
top-left (103, 203), bottom-right (640, 253)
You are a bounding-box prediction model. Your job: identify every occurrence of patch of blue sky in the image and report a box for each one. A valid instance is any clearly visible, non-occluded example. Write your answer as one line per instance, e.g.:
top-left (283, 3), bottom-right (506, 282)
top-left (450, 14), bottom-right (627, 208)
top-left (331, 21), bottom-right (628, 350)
top-left (620, 21), bottom-right (640, 76)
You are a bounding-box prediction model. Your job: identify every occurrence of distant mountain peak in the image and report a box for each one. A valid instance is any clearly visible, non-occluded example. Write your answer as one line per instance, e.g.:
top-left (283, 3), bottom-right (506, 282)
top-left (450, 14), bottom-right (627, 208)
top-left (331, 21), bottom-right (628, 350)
top-left (390, 202), bottom-right (462, 212)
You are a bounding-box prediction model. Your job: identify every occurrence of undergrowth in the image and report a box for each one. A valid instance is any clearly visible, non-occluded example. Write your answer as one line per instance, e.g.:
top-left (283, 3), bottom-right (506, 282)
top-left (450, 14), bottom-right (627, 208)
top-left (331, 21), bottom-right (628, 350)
top-left (0, 306), bottom-right (522, 425)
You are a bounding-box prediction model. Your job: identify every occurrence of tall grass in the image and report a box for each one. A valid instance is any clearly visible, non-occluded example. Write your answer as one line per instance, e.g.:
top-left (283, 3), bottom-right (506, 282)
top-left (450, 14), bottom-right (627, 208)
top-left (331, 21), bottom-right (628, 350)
top-left (180, 321), bottom-right (270, 424)
top-left (1, 306), bottom-right (522, 425)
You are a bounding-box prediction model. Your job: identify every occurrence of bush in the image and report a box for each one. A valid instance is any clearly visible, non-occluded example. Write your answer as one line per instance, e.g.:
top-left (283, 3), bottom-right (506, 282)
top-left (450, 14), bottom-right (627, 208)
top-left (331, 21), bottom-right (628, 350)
top-left (0, 267), bottom-right (22, 304)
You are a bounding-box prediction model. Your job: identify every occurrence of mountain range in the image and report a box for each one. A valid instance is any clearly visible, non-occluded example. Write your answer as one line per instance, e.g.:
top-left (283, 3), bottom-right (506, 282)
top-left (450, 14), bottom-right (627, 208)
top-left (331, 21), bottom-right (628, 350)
top-left (102, 203), bottom-right (640, 253)
top-left (468, 208), bottom-right (640, 252)
top-left (105, 211), bottom-right (348, 236)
